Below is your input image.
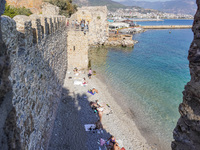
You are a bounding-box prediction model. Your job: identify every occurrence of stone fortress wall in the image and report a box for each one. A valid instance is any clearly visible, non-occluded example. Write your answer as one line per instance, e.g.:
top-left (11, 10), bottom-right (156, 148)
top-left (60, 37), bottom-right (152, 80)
top-left (67, 30), bottom-right (89, 70)
top-left (0, 6), bottom-right (67, 150)
top-left (70, 6), bottom-right (109, 46)
top-left (67, 6), bottom-right (109, 70)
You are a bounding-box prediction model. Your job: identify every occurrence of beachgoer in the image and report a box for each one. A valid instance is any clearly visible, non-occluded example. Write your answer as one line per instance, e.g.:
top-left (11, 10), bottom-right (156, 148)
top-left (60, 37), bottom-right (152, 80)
top-left (75, 20), bottom-right (79, 29)
top-left (113, 142), bottom-right (121, 150)
top-left (85, 21), bottom-right (89, 30)
top-left (73, 67), bottom-right (78, 73)
top-left (73, 67), bottom-right (79, 76)
top-left (86, 21), bottom-right (89, 30)
top-left (89, 100), bottom-right (103, 121)
top-left (88, 68), bottom-right (92, 79)
top-left (92, 88), bottom-right (98, 94)
top-left (82, 77), bottom-right (87, 85)
top-left (81, 22), bottom-right (85, 31)
top-left (82, 78), bottom-right (88, 86)
top-left (97, 107), bottom-right (103, 121)
top-left (90, 100), bottom-right (100, 109)
top-left (106, 135), bottom-right (117, 149)
top-left (95, 119), bottom-right (103, 130)
top-left (71, 20), bottom-right (74, 27)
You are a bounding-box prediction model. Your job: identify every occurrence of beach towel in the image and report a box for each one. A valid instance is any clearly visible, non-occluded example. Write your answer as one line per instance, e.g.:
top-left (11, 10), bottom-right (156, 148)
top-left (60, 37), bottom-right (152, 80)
top-left (100, 138), bottom-right (106, 146)
top-left (84, 124), bottom-right (96, 131)
top-left (88, 90), bottom-right (95, 95)
top-left (74, 80), bottom-right (82, 85)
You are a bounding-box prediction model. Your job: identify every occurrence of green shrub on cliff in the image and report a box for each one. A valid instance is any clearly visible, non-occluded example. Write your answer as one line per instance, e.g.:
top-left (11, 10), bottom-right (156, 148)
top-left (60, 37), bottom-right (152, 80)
top-left (45, 0), bottom-right (77, 17)
top-left (3, 3), bottom-right (32, 18)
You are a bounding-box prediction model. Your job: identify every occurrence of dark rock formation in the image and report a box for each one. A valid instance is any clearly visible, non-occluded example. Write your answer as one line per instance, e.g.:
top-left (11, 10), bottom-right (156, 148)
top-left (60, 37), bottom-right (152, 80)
top-left (172, 0), bottom-right (200, 150)
top-left (0, 0), bottom-right (6, 15)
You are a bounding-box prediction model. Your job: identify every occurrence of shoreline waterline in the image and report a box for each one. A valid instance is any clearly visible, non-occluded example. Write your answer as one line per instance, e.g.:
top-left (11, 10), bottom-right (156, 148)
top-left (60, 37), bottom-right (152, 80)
top-left (88, 22), bottom-right (192, 149)
top-left (95, 73), bottom-right (170, 150)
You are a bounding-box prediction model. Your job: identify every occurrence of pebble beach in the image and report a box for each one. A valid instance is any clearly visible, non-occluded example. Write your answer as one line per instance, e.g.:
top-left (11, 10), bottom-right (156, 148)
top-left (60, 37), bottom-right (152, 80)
top-left (48, 69), bottom-right (153, 150)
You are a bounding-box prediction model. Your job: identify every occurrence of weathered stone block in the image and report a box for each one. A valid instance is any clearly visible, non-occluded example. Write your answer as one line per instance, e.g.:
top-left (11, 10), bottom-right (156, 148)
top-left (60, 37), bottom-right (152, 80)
top-left (29, 14), bottom-right (42, 44)
top-left (42, 2), bottom-right (59, 16)
top-left (13, 15), bottom-right (33, 50)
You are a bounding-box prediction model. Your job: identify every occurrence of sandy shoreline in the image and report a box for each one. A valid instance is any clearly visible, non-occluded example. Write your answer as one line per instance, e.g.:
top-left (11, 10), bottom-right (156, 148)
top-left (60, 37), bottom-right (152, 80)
top-left (49, 68), bottom-right (158, 150)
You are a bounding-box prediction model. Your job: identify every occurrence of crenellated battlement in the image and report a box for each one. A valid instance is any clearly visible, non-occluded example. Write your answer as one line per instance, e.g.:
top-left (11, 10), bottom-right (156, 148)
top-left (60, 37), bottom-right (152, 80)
top-left (12, 14), bottom-right (66, 45)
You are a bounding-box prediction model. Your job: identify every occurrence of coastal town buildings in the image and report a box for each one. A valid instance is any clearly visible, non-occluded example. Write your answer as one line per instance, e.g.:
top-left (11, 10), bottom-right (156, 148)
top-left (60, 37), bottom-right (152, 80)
top-left (108, 8), bottom-right (194, 20)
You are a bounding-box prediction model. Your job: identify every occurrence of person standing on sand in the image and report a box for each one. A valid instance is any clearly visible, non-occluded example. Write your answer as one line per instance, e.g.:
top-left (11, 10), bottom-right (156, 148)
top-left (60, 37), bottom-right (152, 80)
top-left (88, 68), bottom-right (92, 79)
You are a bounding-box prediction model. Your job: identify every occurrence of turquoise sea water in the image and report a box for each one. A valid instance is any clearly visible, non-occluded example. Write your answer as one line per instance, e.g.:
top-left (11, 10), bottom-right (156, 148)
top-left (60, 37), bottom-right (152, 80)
top-left (89, 20), bottom-right (193, 149)
top-left (137, 19), bottom-right (193, 26)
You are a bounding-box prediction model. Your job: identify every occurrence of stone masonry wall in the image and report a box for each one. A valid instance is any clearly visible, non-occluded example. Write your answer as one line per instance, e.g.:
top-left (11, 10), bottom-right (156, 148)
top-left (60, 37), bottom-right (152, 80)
top-left (172, 0), bottom-right (200, 150)
top-left (70, 6), bottom-right (109, 46)
top-left (0, 13), bottom-right (67, 149)
top-left (0, 0), bottom-right (6, 15)
top-left (67, 30), bottom-right (89, 70)
top-left (42, 2), bottom-right (59, 16)
top-left (0, 1), bottom-right (12, 150)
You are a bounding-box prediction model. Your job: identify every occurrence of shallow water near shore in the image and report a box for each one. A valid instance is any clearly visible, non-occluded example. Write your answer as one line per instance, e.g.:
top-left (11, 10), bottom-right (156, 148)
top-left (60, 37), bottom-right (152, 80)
top-left (89, 21), bottom-right (193, 149)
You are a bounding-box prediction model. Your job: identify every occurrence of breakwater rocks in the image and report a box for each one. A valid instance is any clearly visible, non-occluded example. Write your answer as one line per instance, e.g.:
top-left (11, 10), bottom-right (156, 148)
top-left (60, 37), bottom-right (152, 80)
top-left (0, 14), bottom-right (67, 149)
top-left (118, 27), bottom-right (145, 34)
top-left (172, 1), bottom-right (200, 150)
top-left (142, 25), bottom-right (192, 29)
top-left (105, 34), bottom-right (137, 47)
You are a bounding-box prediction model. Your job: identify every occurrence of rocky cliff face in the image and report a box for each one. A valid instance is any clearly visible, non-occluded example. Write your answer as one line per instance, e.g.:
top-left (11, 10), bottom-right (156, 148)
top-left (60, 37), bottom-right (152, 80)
top-left (172, 1), bottom-right (200, 150)
top-left (6, 0), bottom-right (43, 13)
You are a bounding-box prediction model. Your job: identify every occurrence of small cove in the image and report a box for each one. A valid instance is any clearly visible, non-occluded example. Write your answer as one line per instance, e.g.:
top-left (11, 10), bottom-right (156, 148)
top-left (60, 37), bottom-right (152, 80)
top-left (89, 20), bottom-right (193, 149)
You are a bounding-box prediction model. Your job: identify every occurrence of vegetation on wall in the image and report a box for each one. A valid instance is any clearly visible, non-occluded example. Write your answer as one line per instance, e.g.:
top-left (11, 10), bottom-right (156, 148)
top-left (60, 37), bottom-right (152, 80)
top-left (44, 0), bottom-right (77, 17)
top-left (3, 3), bottom-right (32, 18)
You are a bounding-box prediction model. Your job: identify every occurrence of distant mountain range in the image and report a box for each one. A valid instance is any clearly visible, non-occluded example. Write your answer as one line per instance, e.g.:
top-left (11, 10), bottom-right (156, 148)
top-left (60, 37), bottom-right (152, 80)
top-left (118, 0), bottom-right (197, 15)
top-left (72, 0), bottom-right (128, 11)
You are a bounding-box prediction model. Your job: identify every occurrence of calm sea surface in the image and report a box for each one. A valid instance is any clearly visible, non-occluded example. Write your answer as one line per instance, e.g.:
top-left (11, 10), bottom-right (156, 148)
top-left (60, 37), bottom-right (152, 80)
top-left (89, 19), bottom-right (193, 149)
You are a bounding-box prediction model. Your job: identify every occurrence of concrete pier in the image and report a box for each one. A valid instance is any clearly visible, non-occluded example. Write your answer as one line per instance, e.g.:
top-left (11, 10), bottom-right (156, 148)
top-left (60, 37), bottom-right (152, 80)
top-left (142, 25), bottom-right (192, 29)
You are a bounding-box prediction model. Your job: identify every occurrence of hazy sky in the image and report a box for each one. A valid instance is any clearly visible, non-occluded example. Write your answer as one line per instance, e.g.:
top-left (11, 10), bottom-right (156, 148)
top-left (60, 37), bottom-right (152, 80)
top-left (113, 0), bottom-right (172, 2)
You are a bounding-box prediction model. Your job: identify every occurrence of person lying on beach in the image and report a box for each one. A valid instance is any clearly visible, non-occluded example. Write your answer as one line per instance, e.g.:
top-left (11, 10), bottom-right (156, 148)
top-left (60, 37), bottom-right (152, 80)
top-left (106, 136), bottom-right (117, 150)
top-left (90, 100), bottom-right (100, 111)
top-left (92, 88), bottom-right (98, 94)
top-left (73, 67), bottom-right (78, 73)
top-left (82, 77), bottom-right (87, 85)
top-left (89, 100), bottom-right (104, 121)
top-left (97, 106), bottom-right (104, 121)
top-left (88, 88), bottom-right (98, 94)
top-left (113, 142), bottom-right (123, 150)
top-left (73, 67), bottom-right (79, 76)
top-left (95, 119), bottom-right (103, 130)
